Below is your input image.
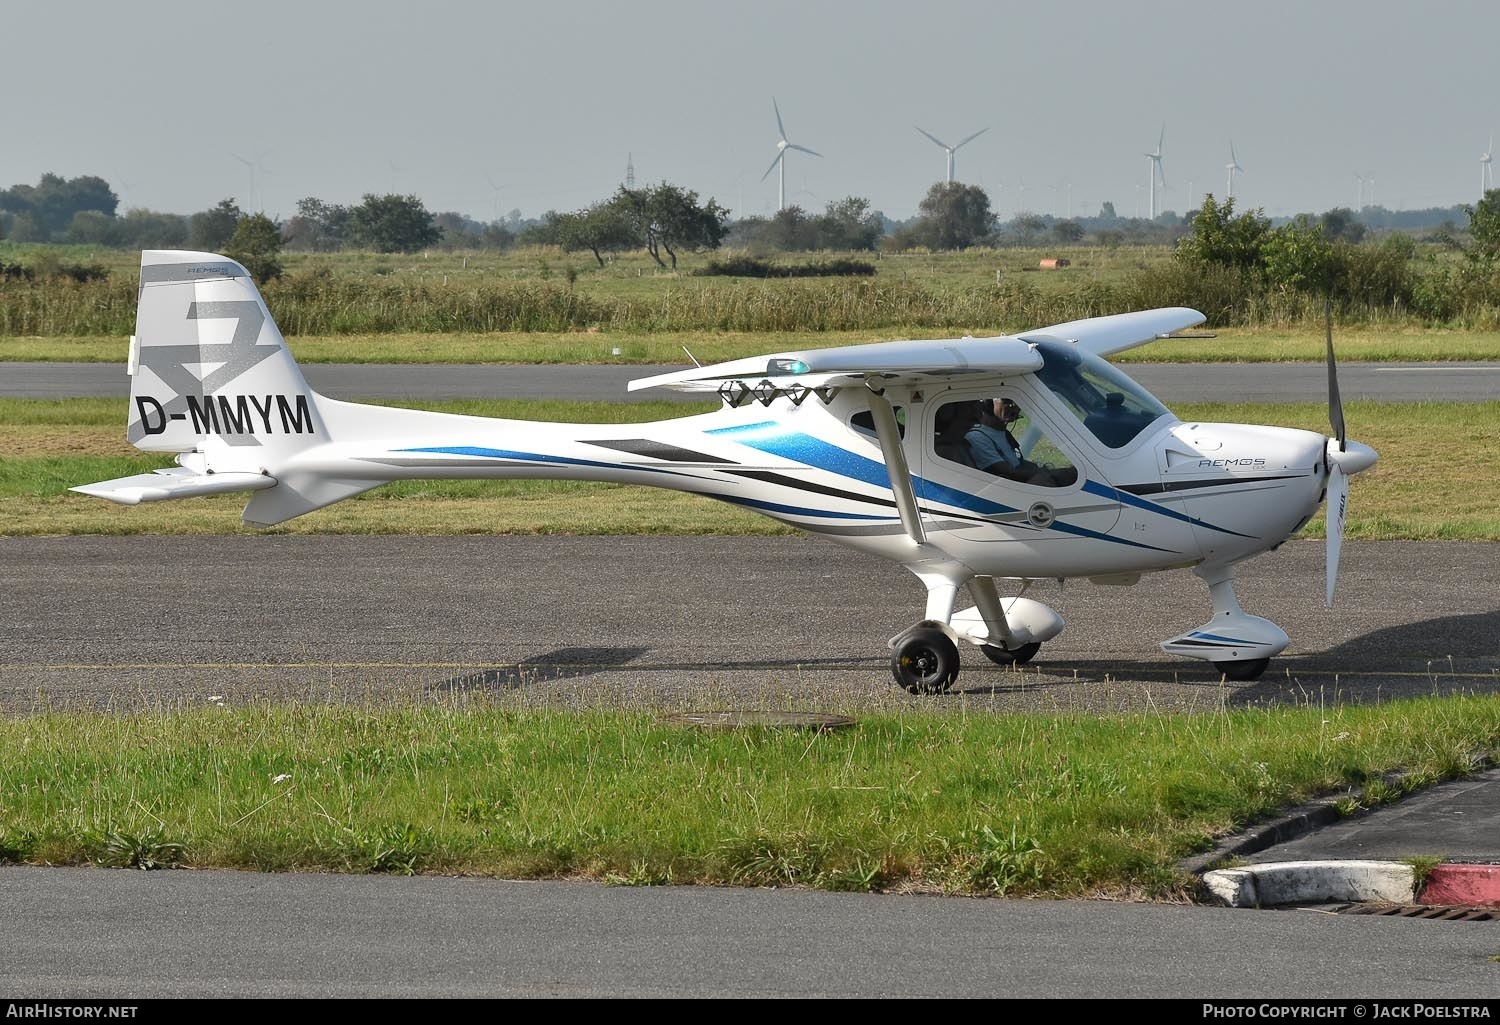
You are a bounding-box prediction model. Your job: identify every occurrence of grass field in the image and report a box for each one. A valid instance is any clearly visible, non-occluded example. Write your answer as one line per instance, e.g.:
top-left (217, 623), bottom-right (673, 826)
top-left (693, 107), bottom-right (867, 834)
top-left (3, 397), bottom-right (1497, 540)
top-left (5, 240), bottom-right (1495, 339)
top-left (7, 324), bottom-right (1500, 365)
top-left (2, 699), bottom-right (1495, 895)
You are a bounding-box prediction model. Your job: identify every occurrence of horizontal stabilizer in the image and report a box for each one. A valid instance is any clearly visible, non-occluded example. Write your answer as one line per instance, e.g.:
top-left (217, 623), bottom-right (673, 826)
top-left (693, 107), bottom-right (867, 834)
top-left (70, 467), bottom-right (275, 505)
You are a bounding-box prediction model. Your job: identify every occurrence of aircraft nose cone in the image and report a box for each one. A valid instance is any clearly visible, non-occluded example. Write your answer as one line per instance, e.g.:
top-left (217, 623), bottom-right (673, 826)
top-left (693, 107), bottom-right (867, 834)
top-left (1327, 437), bottom-right (1378, 476)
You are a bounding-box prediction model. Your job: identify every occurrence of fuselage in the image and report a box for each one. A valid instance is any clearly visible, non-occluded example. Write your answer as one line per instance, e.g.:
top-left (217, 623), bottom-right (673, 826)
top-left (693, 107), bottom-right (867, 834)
top-left (266, 353), bottom-right (1330, 584)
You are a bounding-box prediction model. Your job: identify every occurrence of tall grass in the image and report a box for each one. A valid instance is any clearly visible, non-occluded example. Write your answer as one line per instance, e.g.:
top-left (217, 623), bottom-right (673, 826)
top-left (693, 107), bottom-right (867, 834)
top-left (6, 262), bottom-right (1498, 337)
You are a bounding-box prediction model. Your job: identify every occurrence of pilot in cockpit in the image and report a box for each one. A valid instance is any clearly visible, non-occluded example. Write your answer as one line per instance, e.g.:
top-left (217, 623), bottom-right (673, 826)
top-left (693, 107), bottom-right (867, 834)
top-left (965, 398), bottom-right (1027, 476)
top-left (967, 398), bottom-right (1077, 487)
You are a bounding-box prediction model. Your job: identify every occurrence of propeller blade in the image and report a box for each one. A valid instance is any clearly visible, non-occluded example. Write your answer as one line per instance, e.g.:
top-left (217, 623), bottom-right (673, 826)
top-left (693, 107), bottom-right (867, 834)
top-left (761, 151), bottom-right (784, 182)
top-left (773, 98), bottom-right (787, 141)
top-left (786, 144), bottom-right (823, 158)
top-left (1326, 296), bottom-right (1346, 450)
top-left (1325, 462), bottom-right (1348, 607)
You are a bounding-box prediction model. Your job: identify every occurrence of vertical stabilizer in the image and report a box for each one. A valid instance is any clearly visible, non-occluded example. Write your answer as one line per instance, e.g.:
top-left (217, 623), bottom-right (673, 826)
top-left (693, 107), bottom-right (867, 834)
top-left (128, 251), bottom-right (327, 462)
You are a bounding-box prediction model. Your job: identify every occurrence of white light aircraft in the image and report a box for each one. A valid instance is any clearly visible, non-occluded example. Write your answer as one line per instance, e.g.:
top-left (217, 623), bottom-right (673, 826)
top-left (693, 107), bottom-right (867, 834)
top-left (75, 251), bottom-right (1378, 693)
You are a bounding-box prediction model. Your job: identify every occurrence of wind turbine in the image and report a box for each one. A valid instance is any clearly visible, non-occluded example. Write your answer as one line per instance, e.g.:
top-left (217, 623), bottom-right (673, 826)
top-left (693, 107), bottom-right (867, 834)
top-left (1482, 135), bottom-right (1494, 198)
top-left (761, 99), bottom-right (822, 211)
top-left (230, 151), bottom-right (272, 212)
top-left (1353, 172), bottom-right (1366, 210)
top-left (1144, 125), bottom-right (1166, 220)
top-left (1225, 140), bottom-right (1244, 200)
top-left (483, 172), bottom-right (507, 221)
top-left (914, 126), bottom-right (989, 183)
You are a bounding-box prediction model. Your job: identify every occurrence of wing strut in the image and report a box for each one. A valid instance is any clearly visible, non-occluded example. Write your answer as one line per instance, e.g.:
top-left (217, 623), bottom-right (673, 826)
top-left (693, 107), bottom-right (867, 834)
top-left (865, 386), bottom-right (925, 545)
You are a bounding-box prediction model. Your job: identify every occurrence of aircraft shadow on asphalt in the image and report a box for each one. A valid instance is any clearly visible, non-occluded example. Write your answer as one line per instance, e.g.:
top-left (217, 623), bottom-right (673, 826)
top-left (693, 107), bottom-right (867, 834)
top-left (422, 609), bottom-right (1500, 702)
top-left (998, 610), bottom-right (1500, 706)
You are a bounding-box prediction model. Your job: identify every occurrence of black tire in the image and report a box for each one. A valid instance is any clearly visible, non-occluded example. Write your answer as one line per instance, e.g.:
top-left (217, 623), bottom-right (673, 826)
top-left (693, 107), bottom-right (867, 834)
top-left (980, 641), bottom-right (1041, 667)
top-left (1213, 657), bottom-right (1270, 682)
top-left (891, 628), bottom-right (961, 694)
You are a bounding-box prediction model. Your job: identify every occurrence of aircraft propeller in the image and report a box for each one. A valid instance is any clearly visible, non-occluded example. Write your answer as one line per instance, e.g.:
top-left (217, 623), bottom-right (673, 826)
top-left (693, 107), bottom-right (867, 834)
top-left (1321, 296), bottom-right (1377, 606)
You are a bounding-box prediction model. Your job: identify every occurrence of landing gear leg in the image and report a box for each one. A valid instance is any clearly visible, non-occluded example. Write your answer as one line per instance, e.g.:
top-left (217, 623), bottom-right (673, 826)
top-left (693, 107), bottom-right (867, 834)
top-left (970, 576), bottom-right (1043, 667)
top-left (1160, 563), bottom-right (1287, 681)
top-left (889, 569), bottom-right (967, 694)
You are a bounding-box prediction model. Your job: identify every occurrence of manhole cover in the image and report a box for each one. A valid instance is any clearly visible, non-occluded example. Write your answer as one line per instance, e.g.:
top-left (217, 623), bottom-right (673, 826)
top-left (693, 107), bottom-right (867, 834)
top-left (661, 711), bottom-right (857, 731)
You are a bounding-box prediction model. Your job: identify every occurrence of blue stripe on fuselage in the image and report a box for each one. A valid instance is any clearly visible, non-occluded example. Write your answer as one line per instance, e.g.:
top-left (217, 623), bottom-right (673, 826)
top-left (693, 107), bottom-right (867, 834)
top-left (1082, 480), bottom-right (1257, 539)
top-left (706, 422), bottom-right (1016, 516)
top-left (392, 444), bottom-right (889, 522)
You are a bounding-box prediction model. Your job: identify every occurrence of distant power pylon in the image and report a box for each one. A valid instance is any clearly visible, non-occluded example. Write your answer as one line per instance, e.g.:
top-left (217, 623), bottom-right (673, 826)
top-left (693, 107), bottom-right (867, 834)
top-left (626, 153), bottom-right (635, 188)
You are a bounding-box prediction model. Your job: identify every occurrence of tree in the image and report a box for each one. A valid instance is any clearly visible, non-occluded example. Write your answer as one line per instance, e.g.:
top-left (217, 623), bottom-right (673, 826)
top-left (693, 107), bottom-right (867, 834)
top-left (1465, 189), bottom-right (1500, 263)
top-left (1052, 219), bottom-right (1085, 244)
top-left (1320, 207), bottom-right (1366, 243)
top-left (816, 196), bottom-right (883, 250)
top-left (0, 173), bottom-right (119, 238)
top-left (224, 212), bottom-right (284, 283)
top-left (646, 183), bottom-right (729, 269)
top-left (6, 212), bottom-right (48, 243)
top-left (555, 202), bottom-right (638, 267)
top-left (1010, 213), bottom-right (1047, 244)
top-left (1175, 195), bottom-right (1270, 271)
top-left (189, 199), bottom-right (243, 250)
top-left (1099, 201), bottom-right (1118, 220)
top-left (67, 210), bottom-right (122, 246)
top-left (117, 209), bottom-right (189, 248)
top-left (613, 183), bottom-right (729, 268)
top-left (282, 197), bottom-right (350, 252)
top-left (347, 193), bottom-right (441, 253)
top-left (1261, 217), bottom-right (1338, 293)
top-left (914, 182), bottom-right (994, 249)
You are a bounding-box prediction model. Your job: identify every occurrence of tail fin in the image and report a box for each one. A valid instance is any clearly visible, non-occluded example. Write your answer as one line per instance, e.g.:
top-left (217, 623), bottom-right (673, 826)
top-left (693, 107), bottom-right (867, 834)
top-left (74, 251), bottom-right (379, 524)
top-left (127, 250), bottom-right (324, 459)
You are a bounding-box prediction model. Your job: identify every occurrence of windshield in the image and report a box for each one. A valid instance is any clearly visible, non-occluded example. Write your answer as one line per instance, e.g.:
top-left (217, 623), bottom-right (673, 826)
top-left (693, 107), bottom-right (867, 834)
top-left (1031, 339), bottom-right (1170, 448)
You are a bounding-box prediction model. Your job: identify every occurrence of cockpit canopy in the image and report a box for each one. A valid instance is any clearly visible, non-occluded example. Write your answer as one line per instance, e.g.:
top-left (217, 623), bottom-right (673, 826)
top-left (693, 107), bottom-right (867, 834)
top-left (1032, 339), bottom-right (1171, 448)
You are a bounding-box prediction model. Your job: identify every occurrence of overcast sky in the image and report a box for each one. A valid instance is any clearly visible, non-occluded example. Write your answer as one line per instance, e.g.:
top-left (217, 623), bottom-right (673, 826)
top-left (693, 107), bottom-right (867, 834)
top-left (7, 1), bottom-right (1497, 223)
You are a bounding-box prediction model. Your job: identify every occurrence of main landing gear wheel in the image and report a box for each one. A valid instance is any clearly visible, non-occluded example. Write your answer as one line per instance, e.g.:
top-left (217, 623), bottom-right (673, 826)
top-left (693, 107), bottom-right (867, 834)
top-left (1213, 657), bottom-right (1271, 682)
top-left (980, 641), bottom-right (1041, 667)
top-left (891, 628), bottom-right (960, 694)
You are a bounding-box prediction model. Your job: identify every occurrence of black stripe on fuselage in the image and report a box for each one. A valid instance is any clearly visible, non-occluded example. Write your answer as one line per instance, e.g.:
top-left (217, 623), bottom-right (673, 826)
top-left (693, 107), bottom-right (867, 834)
top-left (1118, 473), bottom-right (1309, 496)
top-left (585, 439), bottom-right (736, 463)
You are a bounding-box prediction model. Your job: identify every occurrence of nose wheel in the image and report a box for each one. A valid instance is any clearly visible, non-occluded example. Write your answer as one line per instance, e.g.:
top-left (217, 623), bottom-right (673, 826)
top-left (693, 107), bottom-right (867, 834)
top-left (891, 627), bottom-right (960, 694)
top-left (1213, 657), bottom-right (1270, 681)
top-left (980, 641), bottom-right (1041, 666)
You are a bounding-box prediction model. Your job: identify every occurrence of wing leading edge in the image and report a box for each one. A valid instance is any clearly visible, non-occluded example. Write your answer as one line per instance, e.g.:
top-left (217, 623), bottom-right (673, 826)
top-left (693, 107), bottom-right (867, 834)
top-left (627, 308), bottom-right (1207, 393)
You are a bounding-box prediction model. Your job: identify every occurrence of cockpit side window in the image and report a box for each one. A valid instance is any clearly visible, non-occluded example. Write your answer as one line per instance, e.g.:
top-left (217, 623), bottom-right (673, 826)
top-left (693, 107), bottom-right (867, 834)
top-left (931, 398), bottom-right (1078, 488)
top-left (1032, 339), bottom-right (1170, 448)
top-left (849, 407), bottom-right (905, 439)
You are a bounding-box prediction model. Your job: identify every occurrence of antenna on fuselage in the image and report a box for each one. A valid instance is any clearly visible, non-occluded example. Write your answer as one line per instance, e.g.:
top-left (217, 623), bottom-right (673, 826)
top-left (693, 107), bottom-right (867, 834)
top-left (682, 346), bottom-right (703, 368)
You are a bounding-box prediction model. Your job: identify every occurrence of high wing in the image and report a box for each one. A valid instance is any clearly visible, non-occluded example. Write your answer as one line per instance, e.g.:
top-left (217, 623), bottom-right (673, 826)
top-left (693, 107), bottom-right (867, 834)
top-left (1018, 307), bottom-right (1206, 358)
top-left (627, 308), bottom-right (1206, 393)
top-left (627, 335), bottom-right (1044, 393)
